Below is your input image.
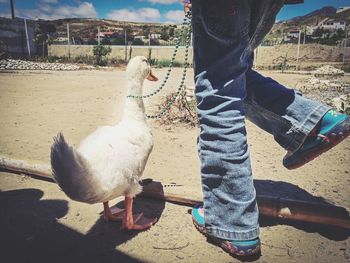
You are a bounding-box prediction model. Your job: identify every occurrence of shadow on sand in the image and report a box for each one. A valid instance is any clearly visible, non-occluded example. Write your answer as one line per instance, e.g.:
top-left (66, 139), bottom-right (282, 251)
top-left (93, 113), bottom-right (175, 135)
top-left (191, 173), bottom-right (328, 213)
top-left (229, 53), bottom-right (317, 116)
top-left (254, 179), bottom-right (350, 241)
top-left (0, 188), bottom-right (165, 263)
top-left (1, 178), bottom-right (348, 263)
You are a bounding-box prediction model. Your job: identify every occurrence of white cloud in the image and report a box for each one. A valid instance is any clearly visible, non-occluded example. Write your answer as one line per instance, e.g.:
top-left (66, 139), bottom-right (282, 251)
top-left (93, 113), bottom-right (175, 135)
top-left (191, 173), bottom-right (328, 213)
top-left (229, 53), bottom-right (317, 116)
top-left (107, 8), bottom-right (161, 22)
top-left (39, 4), bottom-right (53, 13)
top-left (163, 9), bottom-right (184, 23)
top-left (55, 2), bottom-right (97, 18)
top-left (142, 0), bottom-right (179, 4)
top-left (40, 0), bottom-right (58, 3)
top-left (20, 2), bottom-right (97, 20)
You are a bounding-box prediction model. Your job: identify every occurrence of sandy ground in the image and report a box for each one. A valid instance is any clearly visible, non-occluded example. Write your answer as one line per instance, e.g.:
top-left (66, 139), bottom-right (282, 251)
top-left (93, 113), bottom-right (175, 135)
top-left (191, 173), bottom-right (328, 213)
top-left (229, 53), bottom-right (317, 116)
top-left (0, 68), bottom-right (349, 263)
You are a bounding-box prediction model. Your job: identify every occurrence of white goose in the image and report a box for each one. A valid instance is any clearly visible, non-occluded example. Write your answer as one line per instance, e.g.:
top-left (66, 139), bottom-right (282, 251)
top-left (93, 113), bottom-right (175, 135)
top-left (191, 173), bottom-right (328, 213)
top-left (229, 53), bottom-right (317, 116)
top-left (51, 56), bottom-right (158, 230)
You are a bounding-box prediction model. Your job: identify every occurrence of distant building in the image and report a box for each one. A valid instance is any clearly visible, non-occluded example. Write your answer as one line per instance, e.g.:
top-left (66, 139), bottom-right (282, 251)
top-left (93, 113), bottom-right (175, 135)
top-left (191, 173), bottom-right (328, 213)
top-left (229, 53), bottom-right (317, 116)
top-left (306, 19), bottom-right (346, 37)
top-left (150, 33), bottom-right (161, 39)
top-left (336, 7), bottom-right (350, 13)
top-left (55, 37), bottom-right (68, 42)
top-left (320, 19), bottom-right (346, 31)
top-left (287, 29), bottom-right (300, 38)
top-left (134, 35), bottom-right (146, 41)
top-left (96, 31), bottom-right (118, 38)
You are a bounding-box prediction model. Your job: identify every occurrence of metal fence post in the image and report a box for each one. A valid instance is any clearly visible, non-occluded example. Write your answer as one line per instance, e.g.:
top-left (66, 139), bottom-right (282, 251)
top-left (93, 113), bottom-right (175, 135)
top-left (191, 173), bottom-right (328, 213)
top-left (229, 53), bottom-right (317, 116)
top-left (24, 19), bottom-right (31, 57)
top-left (10, 0), bottom-right (15, 19)
top-left (67, 23), bottom-right (71, 59)
top-left (296, 29), bottom-right (301, 65)
top-left (98, 26), bottom-right (100, 45)
top-left (124, 23), bottom-right (127, 61)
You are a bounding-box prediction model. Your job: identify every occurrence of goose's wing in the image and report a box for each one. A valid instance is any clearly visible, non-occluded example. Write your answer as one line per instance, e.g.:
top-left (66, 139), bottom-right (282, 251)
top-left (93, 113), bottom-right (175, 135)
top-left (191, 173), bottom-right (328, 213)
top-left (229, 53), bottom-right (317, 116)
top-left (77, 122), bottom-right (153, 193)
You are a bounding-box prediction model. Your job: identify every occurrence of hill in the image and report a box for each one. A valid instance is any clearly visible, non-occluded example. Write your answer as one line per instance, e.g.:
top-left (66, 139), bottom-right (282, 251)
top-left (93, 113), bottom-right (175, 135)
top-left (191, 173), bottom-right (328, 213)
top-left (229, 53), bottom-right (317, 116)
top-left (38, 17), bottom-right (180, 45)
top-left (14, 5), bottom-right (350, 47)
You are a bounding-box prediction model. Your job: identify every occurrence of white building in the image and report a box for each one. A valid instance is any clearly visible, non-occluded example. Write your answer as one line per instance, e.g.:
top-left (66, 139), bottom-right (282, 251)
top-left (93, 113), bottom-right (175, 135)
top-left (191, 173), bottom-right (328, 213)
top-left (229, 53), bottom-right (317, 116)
top-left (287, 29), bottom-right (300, 38)
top-left (55, 37), bottom-right (68, 42)
top-left (150, 33), bottom-right (161, 39)
top-left (337, 7), bottom-right (350, 13)
top-left (134, 35), bottom-right (146, 41)
top-left (320, 19), bottom-right (346, 31)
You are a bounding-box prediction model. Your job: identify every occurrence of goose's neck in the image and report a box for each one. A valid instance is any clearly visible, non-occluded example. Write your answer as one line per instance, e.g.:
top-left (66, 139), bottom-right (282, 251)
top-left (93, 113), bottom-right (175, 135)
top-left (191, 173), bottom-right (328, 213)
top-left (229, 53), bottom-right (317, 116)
top-left (122, 79), bottom-right (147, 122)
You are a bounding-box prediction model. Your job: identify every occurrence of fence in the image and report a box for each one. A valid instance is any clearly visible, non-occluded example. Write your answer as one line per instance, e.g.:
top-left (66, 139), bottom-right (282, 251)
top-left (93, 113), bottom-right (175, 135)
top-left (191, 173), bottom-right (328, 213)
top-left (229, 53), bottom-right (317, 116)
top-left (48, 45), bottom-right (193, 64)
top-left (0, 17), bottom-right (37, 58)
top-left (48, 43), bottom-right (349, 67)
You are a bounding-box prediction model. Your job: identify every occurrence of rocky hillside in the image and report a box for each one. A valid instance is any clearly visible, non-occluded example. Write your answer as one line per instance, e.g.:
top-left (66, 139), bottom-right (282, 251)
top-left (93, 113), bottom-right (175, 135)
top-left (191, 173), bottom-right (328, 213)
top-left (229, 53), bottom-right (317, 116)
top-left (285, 6), bottom-right (337, 26)
top-left (274, 6), bottom-right (350, 31)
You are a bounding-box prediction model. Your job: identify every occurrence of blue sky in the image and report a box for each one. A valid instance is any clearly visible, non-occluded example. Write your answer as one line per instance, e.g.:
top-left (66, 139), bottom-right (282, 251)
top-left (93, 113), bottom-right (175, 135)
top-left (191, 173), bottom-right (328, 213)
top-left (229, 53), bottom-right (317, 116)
top-left (0, 0), bottom-right (349, 23)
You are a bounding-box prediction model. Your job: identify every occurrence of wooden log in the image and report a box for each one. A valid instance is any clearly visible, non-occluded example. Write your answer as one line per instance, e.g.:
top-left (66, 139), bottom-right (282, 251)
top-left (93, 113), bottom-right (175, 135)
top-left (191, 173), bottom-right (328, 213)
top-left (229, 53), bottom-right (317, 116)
top-left (1, 155), bottom-right (349, 229)
top-left (141, 180), bottom-right (350, 229)
top-left (0, 155), bottom-right (51, 178)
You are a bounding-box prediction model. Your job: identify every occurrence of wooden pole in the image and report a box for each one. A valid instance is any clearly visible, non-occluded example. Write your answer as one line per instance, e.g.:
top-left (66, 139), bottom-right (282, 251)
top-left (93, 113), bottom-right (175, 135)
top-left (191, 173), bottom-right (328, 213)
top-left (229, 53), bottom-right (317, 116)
top-left (97, 26), bottom-right (100, 45)
top-left (343, 26), bottom-right (348, 64)
top-left (10, 0), bottom-right (15, 19)
top-left (0, 155), bottom-right (349, 229)
top-left (67, 23), bottom-right (70, 59)
top-left (296, 29), bottom-right (301, 65)
top-left (24, 19), bottom-right (31, 58)
top-left (0, 156), bottom-right (51, 179)
top-left (124, 22), bottom-right (127, 61)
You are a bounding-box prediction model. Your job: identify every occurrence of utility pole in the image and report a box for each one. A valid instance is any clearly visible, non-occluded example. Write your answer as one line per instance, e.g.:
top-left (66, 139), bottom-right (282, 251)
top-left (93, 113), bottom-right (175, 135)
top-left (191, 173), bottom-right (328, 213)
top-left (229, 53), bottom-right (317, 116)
top-left (124, 23), bottom-right (127, 61)
top-left (296, 29), bottom-right (301, 65)
top-left (10, 0), bottom-right (15, 19)
top-left (97, 26), bottom-right (100, 45)
top-left (24, 19), bottom-right (31, 57)
top-left (67, 23), bottom-right (71, 59)
top-left (344, 26), bottom-right (348, 64)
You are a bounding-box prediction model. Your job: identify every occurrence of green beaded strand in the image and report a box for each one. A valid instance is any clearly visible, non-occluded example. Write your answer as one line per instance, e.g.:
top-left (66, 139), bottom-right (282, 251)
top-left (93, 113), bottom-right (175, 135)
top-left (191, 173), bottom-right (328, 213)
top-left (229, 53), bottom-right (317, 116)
top-left (127, 13), bottom-right (191, 100)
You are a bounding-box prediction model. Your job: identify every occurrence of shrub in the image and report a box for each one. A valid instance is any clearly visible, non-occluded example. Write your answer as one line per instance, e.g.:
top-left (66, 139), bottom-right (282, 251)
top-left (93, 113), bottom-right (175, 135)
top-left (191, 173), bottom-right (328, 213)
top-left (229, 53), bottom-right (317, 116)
top-left (151, 59), bottom-right (183, 68)
top-left (93, 44), bottom-right (112, 66)
top-left (73, 55), bottom-right (94, 64)
top-left (132, 38), bottom-right (144, 46)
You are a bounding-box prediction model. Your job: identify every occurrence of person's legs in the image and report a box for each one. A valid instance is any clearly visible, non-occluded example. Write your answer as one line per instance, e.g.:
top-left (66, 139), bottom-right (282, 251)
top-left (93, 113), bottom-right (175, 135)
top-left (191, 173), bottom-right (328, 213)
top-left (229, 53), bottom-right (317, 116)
top-left (192, 0), bottom-right (259, 243)
top-left (244, 68), bottom-right (330, 153)
top-left (244, 68), bottom-right (350, 169)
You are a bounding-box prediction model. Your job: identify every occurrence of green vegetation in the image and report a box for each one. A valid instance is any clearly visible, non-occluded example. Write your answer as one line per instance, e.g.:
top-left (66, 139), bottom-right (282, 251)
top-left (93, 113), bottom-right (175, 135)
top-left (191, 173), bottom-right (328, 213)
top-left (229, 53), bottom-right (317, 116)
top-left (132, 38), bottom-right (144, 46)
top-left (73, 55), bottom-right (94, 64)
top-left (93, 44), bottom-right (111, 66)
top-left (151, 59), bottom-right (186, 68)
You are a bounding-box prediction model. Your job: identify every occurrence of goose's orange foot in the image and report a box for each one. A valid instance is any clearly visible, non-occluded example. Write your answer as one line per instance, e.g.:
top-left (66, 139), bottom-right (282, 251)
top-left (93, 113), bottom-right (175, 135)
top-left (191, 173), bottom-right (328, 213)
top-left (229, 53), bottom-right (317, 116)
top-left (122, 214), bottom-right (157, 230)
top-left (103, 202), bottom-right (125, 222)
top-left (122, 196), bottom-right (157, 231)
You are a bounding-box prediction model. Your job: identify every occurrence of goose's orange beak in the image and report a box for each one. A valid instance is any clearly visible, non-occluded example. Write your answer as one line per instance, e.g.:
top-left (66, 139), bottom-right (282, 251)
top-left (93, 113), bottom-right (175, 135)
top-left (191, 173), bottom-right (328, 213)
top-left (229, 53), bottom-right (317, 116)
top-left (147, 70), bottom-right (158, 81)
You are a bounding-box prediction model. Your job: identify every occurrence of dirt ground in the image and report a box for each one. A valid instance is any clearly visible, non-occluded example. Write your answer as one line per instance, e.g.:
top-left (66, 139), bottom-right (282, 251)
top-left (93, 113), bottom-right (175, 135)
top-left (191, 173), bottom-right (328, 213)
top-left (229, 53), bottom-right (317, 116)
top-left (0, 68), bottom-right (349, 263)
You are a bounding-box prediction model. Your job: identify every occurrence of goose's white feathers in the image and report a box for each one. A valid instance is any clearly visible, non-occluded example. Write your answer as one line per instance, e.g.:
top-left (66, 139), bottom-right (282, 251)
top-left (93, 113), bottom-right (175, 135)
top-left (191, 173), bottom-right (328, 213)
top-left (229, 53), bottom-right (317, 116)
top-left (51, 56), bottom-right (154, 204)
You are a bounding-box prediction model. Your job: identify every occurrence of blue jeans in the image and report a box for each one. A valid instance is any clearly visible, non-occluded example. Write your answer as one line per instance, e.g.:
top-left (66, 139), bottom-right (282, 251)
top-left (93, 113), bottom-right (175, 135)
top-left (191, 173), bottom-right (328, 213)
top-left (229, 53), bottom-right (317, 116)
top-left (192, 0), bottom-right (330, 240)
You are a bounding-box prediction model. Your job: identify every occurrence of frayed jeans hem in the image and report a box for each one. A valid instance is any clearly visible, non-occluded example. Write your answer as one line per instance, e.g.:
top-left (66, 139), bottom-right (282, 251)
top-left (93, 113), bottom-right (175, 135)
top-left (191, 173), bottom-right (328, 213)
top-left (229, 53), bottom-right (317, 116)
top-left (206, 226), bottom-right (260, 241)
top-left (286, 104), bottom-right (331, 153)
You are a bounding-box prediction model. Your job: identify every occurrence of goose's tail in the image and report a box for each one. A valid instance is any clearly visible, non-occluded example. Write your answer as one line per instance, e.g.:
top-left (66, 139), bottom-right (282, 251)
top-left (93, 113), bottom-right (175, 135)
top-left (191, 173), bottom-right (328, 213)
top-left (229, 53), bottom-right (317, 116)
top-left (50, 133), bottom-right (101, 204)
